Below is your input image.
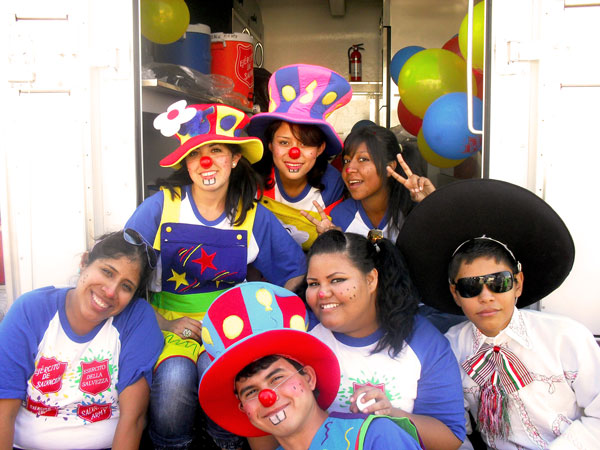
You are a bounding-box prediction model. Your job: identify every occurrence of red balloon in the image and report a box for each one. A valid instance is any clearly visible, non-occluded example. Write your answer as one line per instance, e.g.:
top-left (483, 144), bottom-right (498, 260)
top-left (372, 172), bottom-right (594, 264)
top-left (200, 156), bottom-right (212, 169)
top-left (397, 99), bottom-right (423, 136)
top-left (258, 389), bottom-right (277, 407)
top-left (288, 147), bottom-right (301, 159)
top-left (474, 69), bottom-right (484, 100)
top-left (442, 35), bottom-right (462, 59)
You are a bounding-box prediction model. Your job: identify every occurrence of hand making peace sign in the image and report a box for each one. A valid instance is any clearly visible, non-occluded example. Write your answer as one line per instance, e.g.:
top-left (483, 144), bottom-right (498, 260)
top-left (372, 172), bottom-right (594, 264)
top-left (300, 201), bottom-right (342, 235)
top-left (386, 153), bottom-right (436, 203)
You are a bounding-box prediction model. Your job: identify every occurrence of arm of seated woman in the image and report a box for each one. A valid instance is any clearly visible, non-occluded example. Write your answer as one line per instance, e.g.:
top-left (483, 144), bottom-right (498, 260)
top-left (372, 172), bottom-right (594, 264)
top-left (349, 387), bottom-right (461, 450)
top-left (111, 377), bottom-right (151, 450)
top-left (0, 398), bottom-right (20, 450)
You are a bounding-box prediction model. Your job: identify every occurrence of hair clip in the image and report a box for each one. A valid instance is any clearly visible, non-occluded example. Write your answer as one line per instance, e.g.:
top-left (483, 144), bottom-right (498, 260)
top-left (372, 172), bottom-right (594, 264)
top-left (367, 229), bottom-right (383, 253)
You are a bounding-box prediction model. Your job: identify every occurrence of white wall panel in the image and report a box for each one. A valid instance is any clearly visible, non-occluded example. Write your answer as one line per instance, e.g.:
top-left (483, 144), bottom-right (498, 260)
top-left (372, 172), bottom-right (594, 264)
top-left (259, 0), bottom-right (382, 82)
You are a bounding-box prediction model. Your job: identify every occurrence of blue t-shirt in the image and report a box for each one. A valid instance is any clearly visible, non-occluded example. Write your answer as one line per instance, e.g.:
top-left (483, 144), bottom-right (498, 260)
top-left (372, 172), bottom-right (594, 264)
top-left (309, 315), bottom-right (466, 442)
top-left (0, 286), bottom-right (163, 449)
top-left (272, 163), bottom-right (344, 209)
top-left (329, 198), bottom-right (404, 241)
top-left (125, 186), bottom-right (306, 288)
top-left (275, 412), bottom-right (422, 449)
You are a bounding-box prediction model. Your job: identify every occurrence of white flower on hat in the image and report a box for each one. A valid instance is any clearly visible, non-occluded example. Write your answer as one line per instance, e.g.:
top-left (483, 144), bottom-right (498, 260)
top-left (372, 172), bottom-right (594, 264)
top-left (153, 100), bottom-right (197, 137)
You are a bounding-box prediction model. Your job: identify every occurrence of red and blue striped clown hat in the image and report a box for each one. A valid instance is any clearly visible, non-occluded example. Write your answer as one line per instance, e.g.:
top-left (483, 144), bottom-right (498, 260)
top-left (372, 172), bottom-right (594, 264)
top-left (154, 101), bottom-right (264, 168)
top-left (198, 282), bottom-right (340, 437)
top-left (247, 64), bottom-right (352, 157)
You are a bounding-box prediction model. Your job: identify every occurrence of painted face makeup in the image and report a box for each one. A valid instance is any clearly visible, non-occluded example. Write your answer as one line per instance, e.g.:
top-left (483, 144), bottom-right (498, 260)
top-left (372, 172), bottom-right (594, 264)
top-left (68, 255), bottom-right (141, 335)
top-left (269, 122), bottom-right (325, 181)
top-left (185, 143), bottom-right (241, 191)
top-left (236, 359), bottom-right (315, 434)
top-left (305, 252), bottom-right (379, 338)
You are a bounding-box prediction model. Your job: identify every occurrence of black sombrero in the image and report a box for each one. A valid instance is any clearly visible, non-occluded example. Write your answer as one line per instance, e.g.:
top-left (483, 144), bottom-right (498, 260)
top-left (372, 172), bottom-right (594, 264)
top-left (397, 179), bottom-right (575, 315)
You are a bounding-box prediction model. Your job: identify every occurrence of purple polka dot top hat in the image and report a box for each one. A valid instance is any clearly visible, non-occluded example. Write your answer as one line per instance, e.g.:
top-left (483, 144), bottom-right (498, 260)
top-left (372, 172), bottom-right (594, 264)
top-left (198, 281), bottom-right (340, 437)
top-left (153, 101), bottom-right (264, 168)
top-left (247, 64), bottom-right (353, 157)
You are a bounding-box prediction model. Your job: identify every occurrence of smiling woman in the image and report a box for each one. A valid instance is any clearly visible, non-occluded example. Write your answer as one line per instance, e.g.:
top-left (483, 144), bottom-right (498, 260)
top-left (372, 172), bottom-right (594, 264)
top-left (0, 230), bottom-right (163, 450)
top-left (301, 230), bottom-right (465, 450)
top-left (125, 101), bottom-right (307, 449)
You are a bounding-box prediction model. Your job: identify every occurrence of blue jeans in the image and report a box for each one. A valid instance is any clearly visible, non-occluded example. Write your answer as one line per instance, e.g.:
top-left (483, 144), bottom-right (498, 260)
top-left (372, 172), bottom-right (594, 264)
top-left (148, 353), bottom-right (245, 450)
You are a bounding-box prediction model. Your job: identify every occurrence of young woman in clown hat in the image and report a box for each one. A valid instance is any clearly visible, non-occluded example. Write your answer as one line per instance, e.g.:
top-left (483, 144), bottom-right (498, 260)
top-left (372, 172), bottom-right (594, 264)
top-left (247, 64), bottom-right (352, 250)
top-left (125, 102), bottom-right (306, 450)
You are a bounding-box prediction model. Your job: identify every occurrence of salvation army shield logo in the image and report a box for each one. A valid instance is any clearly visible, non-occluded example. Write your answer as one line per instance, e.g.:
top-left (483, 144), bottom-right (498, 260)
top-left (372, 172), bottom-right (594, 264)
top-left (26, 396), bottom-right (59, 417)
top-left (77, 403), bottom-right (112, 423)
top-left (79, 359), bottom-right (111, 395)
top-left (31, 356), bottom-right (68, 394)
top-left (235, 43), bottom-right (254, 89)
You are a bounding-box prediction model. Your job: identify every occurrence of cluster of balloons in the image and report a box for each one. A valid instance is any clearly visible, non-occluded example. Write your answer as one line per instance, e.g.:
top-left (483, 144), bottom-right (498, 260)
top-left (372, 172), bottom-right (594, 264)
top-left (391, 2), bottom-right (485, 168)
top-left (141, 0), bottom-right (190, 45)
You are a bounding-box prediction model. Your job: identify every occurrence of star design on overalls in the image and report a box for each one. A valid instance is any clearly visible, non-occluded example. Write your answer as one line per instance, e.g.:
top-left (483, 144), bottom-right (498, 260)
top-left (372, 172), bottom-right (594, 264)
top-left (192, 247), bottom-right (217, 274)
top-left (168, 269), bottom-right (188, 289)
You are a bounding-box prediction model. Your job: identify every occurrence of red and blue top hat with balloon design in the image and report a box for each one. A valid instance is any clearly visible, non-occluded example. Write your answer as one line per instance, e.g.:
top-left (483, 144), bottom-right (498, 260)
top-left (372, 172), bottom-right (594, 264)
top-left (247, 64), bottom-right (352, 157)
top-left (154, 101), bottom-right (264, 168)
top-left (198, 282), bottom-right (340, 437)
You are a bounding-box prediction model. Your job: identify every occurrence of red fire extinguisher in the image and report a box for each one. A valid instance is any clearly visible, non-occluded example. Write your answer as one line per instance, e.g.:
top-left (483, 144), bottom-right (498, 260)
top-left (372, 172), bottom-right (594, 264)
top-left (348, 43), bottom-right (364, 81)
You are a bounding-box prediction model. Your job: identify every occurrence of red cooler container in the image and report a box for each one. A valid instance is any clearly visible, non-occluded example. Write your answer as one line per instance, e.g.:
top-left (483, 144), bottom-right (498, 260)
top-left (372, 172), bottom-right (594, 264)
top-left (210, 33), bottom-right (254, 108)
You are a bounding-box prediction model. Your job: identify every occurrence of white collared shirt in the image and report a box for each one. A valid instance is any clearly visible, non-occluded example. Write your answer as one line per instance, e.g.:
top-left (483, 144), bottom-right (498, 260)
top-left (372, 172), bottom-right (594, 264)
top-left (445, 307), bottom-right (600, 449)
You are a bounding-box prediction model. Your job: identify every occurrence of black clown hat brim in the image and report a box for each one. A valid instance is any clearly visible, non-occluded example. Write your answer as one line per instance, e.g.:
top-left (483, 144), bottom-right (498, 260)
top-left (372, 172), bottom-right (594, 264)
top-left (397, 179), bottom-right (575, 315)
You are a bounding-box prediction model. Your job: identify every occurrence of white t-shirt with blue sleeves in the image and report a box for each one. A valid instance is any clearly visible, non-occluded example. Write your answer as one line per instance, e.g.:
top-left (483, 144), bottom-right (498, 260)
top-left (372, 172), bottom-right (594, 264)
top-left (309, 314), bottom-right (466, 442)
top-left (271, 164), bottom-right (344, 210)
top-left (0, 286), bottom-right (163, 450)
top-left (125, 185), bottom-right (306, 290)
top-left (329, 198), bottom-right (404, 241)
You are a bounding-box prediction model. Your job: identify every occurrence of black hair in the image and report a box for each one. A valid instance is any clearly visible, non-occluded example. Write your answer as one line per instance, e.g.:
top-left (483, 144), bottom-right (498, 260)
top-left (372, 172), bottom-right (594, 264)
top-left (87, 230), bottom-right (154, 298)
top-left (305, 230), bottom-right (419, 357)
top-left (155, 143), bottom-right (263, 226)
top-left (342, 126), bottom-right (414, 237)
top-left (234, 355), bottom-right (319, 400)
top-left (235, 355), bottom-right (305, 383)
top-left (253, 121), bottom-right (328, 192)
top-left (253, 67), bottom-right (272, 113)
top-left (448, 239), bottom-right (521, 282)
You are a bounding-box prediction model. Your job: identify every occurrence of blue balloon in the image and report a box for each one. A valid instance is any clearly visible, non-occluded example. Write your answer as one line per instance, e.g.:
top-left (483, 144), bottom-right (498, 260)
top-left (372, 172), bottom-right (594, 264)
top-left (391, 46), bottom-right (425, 85)
top-left (422, 93), bottom-right (483, 160)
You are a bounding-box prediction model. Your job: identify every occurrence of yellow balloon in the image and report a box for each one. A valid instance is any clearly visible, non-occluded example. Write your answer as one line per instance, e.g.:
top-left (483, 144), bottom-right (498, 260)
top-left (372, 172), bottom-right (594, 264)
top-left (141, 0), bottom-right (190, 45)
top-left (417, 129), bottom-right (465, 168)
top-left (255, 288), bottom-right (273, 312)
top-left (458, 1), bottom-right (486, 71)
top-left (289, 315), bottom-right (307, 331)
top-left (398, 49), bottom-right (476, 118)
top-left (222, 315), bottom-right (244, 340)
top-left (201, 327), bottom-right (213, 346)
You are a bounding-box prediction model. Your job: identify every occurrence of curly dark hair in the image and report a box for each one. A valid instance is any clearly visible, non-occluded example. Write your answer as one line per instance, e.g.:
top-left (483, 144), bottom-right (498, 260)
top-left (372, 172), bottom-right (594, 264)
top-left (155, 143), bottom-right (263, 226)
top-left (303, 230), bottom-right (420, 357)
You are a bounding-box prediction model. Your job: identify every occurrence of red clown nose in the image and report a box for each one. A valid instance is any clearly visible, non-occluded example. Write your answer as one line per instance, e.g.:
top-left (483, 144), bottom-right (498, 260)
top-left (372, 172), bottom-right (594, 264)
top-left (258, 389), bottom-right (277, 407)
top-left (288, 147), bottom-right (301, 159)
top-left (200, 156), bottom-right (213, 169)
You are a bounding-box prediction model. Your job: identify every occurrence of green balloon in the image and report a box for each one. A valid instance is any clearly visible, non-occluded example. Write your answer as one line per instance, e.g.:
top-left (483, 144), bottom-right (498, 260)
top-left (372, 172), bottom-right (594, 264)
top-left (141, 0), bottom-right (190, 45)
top-left (459, 2), bottom-right (486, 71)
top-left (398, 48), bottom-right (474, 119)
